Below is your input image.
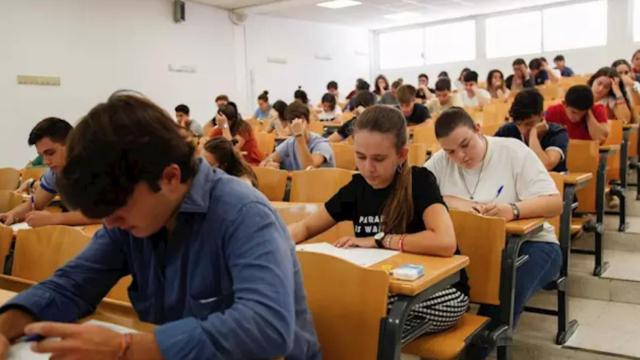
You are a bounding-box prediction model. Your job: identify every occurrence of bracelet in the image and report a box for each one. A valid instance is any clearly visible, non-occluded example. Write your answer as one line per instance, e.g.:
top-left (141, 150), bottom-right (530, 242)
top-left (398, 234), bottom-right (406, 252)
top-left (118, 333), bottom-right (132, 359)
top-left (383, 235), bottom-right (392, 249)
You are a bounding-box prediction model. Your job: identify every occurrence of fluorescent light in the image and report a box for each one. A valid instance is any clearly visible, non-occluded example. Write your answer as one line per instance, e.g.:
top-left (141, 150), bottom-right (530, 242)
top-left (384, 11), bottom-right (421, 21)
top-left (316, 0), bottom-right (362, 9)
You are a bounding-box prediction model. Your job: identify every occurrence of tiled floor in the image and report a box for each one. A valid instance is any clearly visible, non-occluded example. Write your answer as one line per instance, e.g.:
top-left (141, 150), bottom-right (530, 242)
top-left (604, 215), bottom-right (640, 234)
top-left (601, 249), bottom-right (640, 282)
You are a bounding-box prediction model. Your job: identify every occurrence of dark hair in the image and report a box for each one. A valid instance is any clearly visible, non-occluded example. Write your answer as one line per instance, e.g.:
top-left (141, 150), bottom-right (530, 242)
top-left (294, 87), bottom-right (309, 104)
top-left (463, 71), bottom-right (479, 83)
top-left (612, 59), bottom-right (632, 70)
top-left (174, 104), bottom-right (190, 115)
top-left (435, 107), bottom-right (476, 139)
top-left (418, 73), bottom-right (429, 81)
top-left (321, 93), bottom-right (337, 110)
top-left (554, 55), bottom-right (565, 62)
top-left (204, 137), bottom-right (258, 188)
top-left (458, 68), bottom-right (470, 81)
top-left (258, 90), bottom-right (269, 102)
top-left (438, 71), bottom-right (449, 79)
top-left (397, 84), bottom-right (416, 104)
top-left (529, 58), bottom-right (542, 71)
top-left (540, 57), bottom-right (548, 63)
top-left (219, 103), bottom-right (251, 136)
top-left (509, 89), bottom-right (544, 122)
top-left (435, 78), bottom-right (452, 92)
top-left (215, 94), bottom-right (229, 103)
top-left (588, 67), bottom-right (621, 98)
top-left (513, 58), bottom-right (527, 67)
top-left (633, 49), bottom-right (640, 60)
top-left (352, 91), bottom-right (376, 108)
top-left (356, 78), bottom-right (370, 91)
top-left (58, 95), bottom-right (197, 218)
top-left (272, 100), bottom-right (287, 121)
top-left (28, 117), bottom-right (73, 146)
top-left (565, 85), bottom-right (594, 111)
top-left (391, 78), bottom-right (404, 90)
top-left (486, 69), bottom-right (505, 91)
top-left (353, 105), bottom-right (412, 234)
top-left (374, 74), bottom-right (389, 95)
top-left (327, 81), bottom-right (338, 90)
top-left (285, 101), bottom-right (310, 122)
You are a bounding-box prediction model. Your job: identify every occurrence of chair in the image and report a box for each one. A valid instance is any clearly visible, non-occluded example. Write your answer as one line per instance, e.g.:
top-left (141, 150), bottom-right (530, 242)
top-left (0, 225), bottom-right (13, 274)
top-left (408, 143), bottom-right (428, 167)
top-left (0, 168), bottom-right (20, 190)
top-left (330, 143), bottom-right (356, 170)
top-left (20, 167), bottom-right (47, 183)
top-left (308, 121), bottom-right (324, 135)
top-left (481, 122), bottom-right (502, 136)
top-left (255, 131), bottom-right (276, 157)
top-left (412, 122), bottom-right (439, 153)
top-left (297, 251), bottom-right (390, 360)
top-left (404, 210), bottom-right (520, 359)
top-left (0, 190), bottom-right (25, 213)
top-left (537, 84), bottom-right (561, 101)
top-left (482, 102), bottom-right (510, 125)
top-left (12, 226), bottom-right (91, 282)
top-left (604, 120), bottom-right (623, 181)
top-left (290, 168), bottom-right (353, 203)
top-left (252, 166), bottom-right (288, 201)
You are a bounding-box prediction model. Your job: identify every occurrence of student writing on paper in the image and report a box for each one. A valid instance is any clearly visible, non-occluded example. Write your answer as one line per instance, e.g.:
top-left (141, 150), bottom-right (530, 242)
top-left (425, 107), bottom-right (562, 326)
top-left (289, 105), bottom-right (469, 337)
top-left (0, 118), bottom-right (98, 227)
top-left (0, 94), bottom-right (320, 360)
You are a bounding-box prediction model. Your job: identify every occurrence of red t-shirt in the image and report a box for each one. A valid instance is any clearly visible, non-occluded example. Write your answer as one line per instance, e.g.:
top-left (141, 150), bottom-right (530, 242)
top-left (544, 103), bottom-right (608, 140)
top-left (210, 126), bottom-right (264, 165)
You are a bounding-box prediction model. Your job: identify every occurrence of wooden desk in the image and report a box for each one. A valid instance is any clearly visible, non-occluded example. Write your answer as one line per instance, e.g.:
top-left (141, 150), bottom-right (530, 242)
top-left (563, 172), bottom-right (593, 187)
top-left (505, 218), bottom-right (544, 236)
top-left (599, 144), bottom-right (620, 154)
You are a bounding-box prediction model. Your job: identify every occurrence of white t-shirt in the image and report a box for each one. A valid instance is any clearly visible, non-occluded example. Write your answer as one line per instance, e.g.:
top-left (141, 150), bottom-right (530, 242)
top-left (460, 88), bottom-right (491, 107)
top-left (425, 136), bottom-right (559, 244)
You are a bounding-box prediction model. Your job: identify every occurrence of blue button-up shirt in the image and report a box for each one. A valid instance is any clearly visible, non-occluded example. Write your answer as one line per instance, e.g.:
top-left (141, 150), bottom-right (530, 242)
top-left (1, 159), bottom-right (321, 359)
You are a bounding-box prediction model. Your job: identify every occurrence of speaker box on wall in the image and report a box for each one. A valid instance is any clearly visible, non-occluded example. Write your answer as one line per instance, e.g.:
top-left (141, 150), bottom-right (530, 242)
top-left (174, 0), bottom-right (185, 23)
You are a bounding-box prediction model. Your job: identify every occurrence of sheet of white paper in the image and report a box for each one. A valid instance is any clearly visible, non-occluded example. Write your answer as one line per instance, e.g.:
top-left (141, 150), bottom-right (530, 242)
top-left (10, 223), bottom-right (31, 231)
top-left (7, 320), bottom-right (136, 360)
top-left (296, 242), bottom-right (398, 267)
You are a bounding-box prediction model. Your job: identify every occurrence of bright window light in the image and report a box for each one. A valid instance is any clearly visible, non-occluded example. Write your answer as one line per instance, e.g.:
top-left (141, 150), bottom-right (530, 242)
top-left (543, 1), bottom-right (607, 51)
top-left (485, 11), bottom-right (542, 59)
top-left (424, 20), bottom-right (476, 65)
top-left (316, 0), bottom-right (362, 9)
top-left (379, 28), bottom-right (424, 69)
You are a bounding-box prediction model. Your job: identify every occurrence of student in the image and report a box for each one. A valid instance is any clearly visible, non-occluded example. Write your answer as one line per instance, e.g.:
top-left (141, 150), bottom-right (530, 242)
top-left (289, 105), bottom-right (469, 336)
top-left (0, 94), bottom-right (320, 360)
top-left (416, 73), bottom-right (434, 103)
top-left (529, 58), bottom-right (560, 85)
top-left (588, 67), bottom-right (632, 124)
top-left (460, 71), bottom-right (491, 108)
top-left (427, 77), bottom-right (463, 116)
top-left (208, 104), bottom-right (263, 165)
top-left (261, 101), bottom-right (335, 170)
top-left (545, 85), bottom-right (610, 142)
top-left (378, 78), bottom-right (403, 106)
top-left (397, 84), bottom-right (432, 127)
top-left (426, 107), bottom-right (562, 325)
top-left (438, 71), bottom-right (449, 79)
top-left (455, 68), bottom-right (470, 91)
top-left (254, 90), bottom-right (272, 120)
top-left (204, 94), bottom-right (230, 133)
top-left (612, 59), bottom-right (640, 122)
top-left (631, 50), bottom-right (640, 83)
top-left (373, 74), bottom-right (390, 100)
top-left (294, 87), bottom-right (310, 106)
top-left (175, 104), bottom-right (203, 137)
top-left (329, 91), bottom-right (376, 142)
top-left (266, 100), bottom-right (291, 137)
top-left (0, 118), bottom-right (97, 227)
top-left (327, 80), bottom-right (340, 100)
top-left (318, 93), bottom-right (342, 121)
top-left (506, 58), bottom-right (534, 91)
top-left (345, 79), bottom-right (371, 111)
top-left (495, 89), bottom-right (569, 172)
top-left (486, 69), bottom-right (511, 101)
top-left (553, 55), bottom-right (574, 77)
top-left (202, 137), bottom-right (258, 187)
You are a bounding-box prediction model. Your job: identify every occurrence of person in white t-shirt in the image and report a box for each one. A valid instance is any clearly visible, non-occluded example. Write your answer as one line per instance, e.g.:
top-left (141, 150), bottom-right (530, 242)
top-left (460, 71), bottom-right (491, 108)
top-left (425, 107), bottom-right (562, 327)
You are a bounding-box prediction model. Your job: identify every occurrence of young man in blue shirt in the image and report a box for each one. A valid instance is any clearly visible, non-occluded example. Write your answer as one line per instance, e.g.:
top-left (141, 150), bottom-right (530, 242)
top-left (0, 94), bottom-right (320, 359)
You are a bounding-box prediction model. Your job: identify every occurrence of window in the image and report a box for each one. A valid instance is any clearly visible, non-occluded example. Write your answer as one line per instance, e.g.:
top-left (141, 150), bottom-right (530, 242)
top-left (378, 28), bottom-right (424, 69)
top-left (634, 0), bottom-right (640, 41)
top-left (485, 11), bottom-right (542, 59)
top-left (543, 1), bottom-right (606, 51)
top-left (424, 20), bottom-right (476, 65)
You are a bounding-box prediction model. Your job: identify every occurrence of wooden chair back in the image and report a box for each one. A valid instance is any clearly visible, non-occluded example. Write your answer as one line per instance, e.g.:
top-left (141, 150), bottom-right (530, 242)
top-left (256, 131), bottom-right (276, 157)
top-left (548, 172), bottom-right (564, 239)
top-left (297, 251), bottom-right (389, 360)
top-left (0, 168), bottom-right (20, 190)
top-left (0, 225), bottom-right (13, 273)
top-left (252, 166), bottom-right (288, 201)
top-left (20, 167), bottom-right (47, 183)
top-left (330, 143), bottom-right (356, 170)
top-left (290, 168), bottom-right (353, 203)
top-left (567, 140), bottom-right (600, 213)
top-left (0, 190), bottom-right (25, 213)
top-left (408, 143), bottom-right (428, 167)
top-left (604, 120), bottom-right (623, 181)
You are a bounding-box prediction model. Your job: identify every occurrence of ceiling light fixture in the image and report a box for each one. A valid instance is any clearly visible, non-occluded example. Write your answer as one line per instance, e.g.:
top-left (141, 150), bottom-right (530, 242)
top-left (316, 0), bottom-right (362, 9)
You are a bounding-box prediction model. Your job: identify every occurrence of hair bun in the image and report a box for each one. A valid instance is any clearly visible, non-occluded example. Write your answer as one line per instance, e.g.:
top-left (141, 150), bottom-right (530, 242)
top-left (262, 90), bottom-right (269, 96)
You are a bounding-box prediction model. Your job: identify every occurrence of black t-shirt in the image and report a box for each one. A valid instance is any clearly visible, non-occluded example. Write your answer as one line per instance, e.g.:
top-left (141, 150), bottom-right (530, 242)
top-left (405, 103), bottom-right (431, 126)
top-left (533, 70), bottom-right (549, 85)
top-left (494, 122), bottom-right (569, 172)
top-left (336, 118), bottom-right (355, 139)
top-left (325, 166), bottom-right (469, 295)
top-left (505, 75), bottom-right (534, 90)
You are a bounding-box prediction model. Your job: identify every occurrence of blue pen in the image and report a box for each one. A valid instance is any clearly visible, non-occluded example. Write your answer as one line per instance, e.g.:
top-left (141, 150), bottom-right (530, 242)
top-left (18, 334), bottom-right (45, 342)
top-left (494, 185), bottom-right (504, 201)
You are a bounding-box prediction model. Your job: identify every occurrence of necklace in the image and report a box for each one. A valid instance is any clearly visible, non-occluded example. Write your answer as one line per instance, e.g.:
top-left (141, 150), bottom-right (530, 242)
top-left (459, 136), bottom-right (488, 200)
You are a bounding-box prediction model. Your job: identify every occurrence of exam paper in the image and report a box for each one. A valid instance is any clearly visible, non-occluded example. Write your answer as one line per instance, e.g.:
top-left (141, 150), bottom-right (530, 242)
top-left (296, 242), bottom-right (398, 267)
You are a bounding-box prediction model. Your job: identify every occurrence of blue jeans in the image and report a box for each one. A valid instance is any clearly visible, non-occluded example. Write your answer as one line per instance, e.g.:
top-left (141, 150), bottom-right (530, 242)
top-left (478, 241), bottom-right (562, 326)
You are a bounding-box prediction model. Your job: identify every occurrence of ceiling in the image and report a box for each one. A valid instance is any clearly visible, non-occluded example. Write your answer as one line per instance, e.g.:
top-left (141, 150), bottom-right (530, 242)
top-left (194, 0), bottom-right (572, 29)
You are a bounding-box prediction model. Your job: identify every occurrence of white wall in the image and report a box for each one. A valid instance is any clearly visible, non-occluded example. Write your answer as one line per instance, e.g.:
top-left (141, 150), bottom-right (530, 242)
top-left (0, 0), bottom-right (238, 168)
top-left (241, 15), bottom-right (371, 113)
top-left (371, 0), bottom-right (638, 89)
